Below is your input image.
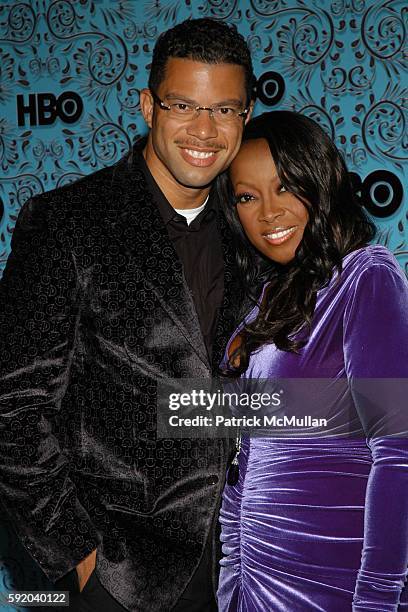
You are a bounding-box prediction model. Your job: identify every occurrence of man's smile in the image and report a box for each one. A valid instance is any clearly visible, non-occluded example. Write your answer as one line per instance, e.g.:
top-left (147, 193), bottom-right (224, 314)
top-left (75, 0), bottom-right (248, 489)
top-left (179, 146), bottom-right (221, 167)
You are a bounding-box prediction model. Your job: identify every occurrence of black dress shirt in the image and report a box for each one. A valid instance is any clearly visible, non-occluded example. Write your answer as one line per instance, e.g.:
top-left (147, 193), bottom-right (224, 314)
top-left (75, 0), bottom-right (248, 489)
top-left (138, 152), bottom-right (224, 359)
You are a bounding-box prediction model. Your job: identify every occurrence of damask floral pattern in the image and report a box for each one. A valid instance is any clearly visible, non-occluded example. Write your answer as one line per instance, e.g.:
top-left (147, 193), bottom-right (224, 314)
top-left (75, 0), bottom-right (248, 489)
top-left (0, 0), bottom-right (407, 606)
top-left (0, 0), bottom-right (406, 272)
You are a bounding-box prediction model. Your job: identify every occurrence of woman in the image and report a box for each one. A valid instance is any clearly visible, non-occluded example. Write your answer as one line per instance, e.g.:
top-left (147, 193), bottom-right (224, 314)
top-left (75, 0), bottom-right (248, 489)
top-left (217, 111), bottom-right (408, 611)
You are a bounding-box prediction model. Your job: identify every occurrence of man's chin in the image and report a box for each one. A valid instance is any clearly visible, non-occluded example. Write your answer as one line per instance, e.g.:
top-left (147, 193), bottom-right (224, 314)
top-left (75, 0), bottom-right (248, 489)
top-left (174, 168), bottom-right (221, 190)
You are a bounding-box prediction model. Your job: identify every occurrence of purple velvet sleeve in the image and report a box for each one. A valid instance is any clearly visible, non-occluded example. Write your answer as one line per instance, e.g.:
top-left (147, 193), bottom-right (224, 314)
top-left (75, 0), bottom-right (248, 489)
top-left (343, 260), bottom-right (408, 610)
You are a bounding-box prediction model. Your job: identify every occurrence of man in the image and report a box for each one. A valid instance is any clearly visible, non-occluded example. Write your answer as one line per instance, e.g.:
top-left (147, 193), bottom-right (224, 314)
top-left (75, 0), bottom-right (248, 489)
top-left (0, 18), bottom-right (254, 612)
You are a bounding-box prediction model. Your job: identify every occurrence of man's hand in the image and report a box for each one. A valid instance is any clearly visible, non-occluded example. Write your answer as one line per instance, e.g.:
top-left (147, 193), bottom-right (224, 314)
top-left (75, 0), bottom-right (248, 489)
top-left (76, 549), bottom-right (97, 592)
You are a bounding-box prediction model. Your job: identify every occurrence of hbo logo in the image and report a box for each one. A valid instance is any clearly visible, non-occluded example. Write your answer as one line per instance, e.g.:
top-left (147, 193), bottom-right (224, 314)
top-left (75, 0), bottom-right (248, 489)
top-left (17, 92), bottom-right (83, 127)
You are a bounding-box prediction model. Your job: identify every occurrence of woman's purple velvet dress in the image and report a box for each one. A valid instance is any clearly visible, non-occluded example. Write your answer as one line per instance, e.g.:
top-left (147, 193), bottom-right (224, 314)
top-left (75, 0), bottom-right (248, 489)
top-left (218, 246), bottom-right (408, 611)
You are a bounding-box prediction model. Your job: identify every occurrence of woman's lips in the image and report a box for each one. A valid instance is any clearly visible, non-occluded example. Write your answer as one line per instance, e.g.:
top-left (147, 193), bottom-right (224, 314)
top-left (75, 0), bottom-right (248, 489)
top-left (262, 226), bottom-right (297, 245)
top-left (179, 147), bottom-right (219, 167)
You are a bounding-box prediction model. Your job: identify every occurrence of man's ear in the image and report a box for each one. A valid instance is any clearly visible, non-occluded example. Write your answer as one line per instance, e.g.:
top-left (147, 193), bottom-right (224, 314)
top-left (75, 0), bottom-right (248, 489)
top-left (245, 101), bottom-right (255, 125)
top-left (140, 88), bottom-right (154, 129)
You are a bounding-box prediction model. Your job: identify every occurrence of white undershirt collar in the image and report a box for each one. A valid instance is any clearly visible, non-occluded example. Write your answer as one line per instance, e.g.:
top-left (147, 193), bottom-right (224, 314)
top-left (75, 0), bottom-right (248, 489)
top-left (174, 195), bottom-right (210, 225)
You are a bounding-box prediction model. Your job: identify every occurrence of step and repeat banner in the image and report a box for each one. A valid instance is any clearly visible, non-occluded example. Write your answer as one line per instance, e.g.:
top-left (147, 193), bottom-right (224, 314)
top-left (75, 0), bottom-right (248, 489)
top-left (0, 0), bottom-right (406, 606)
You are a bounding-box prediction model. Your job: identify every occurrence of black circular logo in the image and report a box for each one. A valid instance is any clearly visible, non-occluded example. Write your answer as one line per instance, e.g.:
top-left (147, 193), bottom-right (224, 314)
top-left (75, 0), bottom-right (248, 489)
top-left (256, 71), bottom-right (285, 107)
top-left (57, 91), bottom-right (83, 124)
top-left (361, 170), bottom-right (403, 218)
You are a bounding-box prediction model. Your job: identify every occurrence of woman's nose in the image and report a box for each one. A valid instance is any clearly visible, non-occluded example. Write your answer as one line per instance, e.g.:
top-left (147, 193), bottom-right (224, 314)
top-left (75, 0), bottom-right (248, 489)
top-left (259, 199), bottom-right (284, 222)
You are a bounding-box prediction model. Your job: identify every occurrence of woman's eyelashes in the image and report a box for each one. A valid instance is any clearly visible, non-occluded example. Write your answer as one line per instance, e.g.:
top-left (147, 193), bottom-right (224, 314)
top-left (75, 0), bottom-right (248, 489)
top-left (234, 184), bottom-right (287, 205)
top-left (235, 192), bottom-right (255, 205)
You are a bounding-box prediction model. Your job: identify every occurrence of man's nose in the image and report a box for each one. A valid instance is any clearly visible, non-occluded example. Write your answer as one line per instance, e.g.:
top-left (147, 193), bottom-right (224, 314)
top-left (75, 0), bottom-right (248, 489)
top-left (186, 109), bottom-right (219, 140)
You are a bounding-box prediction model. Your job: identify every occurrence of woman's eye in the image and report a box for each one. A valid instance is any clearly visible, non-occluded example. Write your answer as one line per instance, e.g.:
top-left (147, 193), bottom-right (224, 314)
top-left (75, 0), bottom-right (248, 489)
top-left (235, 193), bottom-right (255, 205)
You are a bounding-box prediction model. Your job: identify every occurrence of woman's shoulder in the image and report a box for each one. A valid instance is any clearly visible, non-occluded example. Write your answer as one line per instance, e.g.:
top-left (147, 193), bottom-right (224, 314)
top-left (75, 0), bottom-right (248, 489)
top-left (341, 245), bottom-right (405, 280)
top-left (321, 245), bottom-right (407, 304)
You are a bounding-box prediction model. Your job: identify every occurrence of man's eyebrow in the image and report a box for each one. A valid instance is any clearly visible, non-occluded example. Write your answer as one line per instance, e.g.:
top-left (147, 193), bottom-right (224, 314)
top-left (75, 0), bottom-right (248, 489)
top-left (163, 93), bottom-right (245, 107)
top-left (163, 93), bottom-right (197, 103)
top-left (214, 99), bottom-right (246, 107)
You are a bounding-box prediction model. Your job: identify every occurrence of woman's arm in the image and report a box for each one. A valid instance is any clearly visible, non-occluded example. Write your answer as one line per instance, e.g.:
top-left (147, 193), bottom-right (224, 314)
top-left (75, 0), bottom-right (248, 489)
top-left (343, 256), bottom-right (408, 611)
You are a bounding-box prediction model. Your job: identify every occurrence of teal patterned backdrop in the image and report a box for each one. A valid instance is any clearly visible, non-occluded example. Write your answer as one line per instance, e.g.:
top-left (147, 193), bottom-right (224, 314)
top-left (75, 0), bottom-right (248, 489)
top-left (0, 0), bottom-right (407, 607)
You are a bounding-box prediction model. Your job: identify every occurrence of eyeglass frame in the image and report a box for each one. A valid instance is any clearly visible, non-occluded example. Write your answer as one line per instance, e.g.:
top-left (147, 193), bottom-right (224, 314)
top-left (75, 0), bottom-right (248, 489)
top-left (149, 89), bottom-right (250, 122)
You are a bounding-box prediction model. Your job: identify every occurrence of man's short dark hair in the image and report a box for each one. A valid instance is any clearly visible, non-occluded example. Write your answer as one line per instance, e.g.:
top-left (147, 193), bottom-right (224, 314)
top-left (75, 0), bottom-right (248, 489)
top-left (148, 18), bottom-right (255, 105)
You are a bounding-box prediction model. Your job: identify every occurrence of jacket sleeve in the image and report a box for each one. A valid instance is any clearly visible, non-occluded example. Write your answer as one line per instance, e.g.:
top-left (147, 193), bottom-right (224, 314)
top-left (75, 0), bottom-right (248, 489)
top-left (343, 260), bottom-right (408, 611)
top-left (0, 196), bottom-right (100, 582)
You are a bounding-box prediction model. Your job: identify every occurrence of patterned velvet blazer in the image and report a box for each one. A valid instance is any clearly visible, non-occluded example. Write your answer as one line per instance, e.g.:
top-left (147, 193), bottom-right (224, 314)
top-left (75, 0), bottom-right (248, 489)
top-left (0, 142), bottom-right (245, 611)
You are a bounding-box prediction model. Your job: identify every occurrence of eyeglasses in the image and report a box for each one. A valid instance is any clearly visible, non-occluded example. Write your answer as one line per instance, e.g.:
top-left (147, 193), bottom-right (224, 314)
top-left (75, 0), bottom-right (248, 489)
top-left (150, 90), bottom-right (249, 124)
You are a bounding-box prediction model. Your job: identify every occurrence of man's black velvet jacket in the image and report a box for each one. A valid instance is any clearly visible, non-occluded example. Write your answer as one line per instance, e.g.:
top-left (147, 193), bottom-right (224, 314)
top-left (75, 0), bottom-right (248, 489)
top-left (0, 143), bottom-right (245, 611)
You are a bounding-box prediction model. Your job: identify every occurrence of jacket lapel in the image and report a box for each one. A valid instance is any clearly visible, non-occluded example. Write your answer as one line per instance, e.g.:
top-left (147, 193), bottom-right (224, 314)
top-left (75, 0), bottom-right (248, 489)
top-left (110, 145), bottom-right (210, 369)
